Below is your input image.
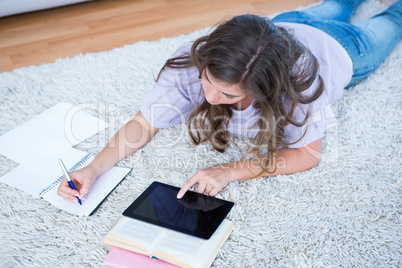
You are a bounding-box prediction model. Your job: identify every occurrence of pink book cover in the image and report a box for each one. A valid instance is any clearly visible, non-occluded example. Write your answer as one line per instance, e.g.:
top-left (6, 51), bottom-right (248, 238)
top-left (103, 247), bottom-right (179, 268)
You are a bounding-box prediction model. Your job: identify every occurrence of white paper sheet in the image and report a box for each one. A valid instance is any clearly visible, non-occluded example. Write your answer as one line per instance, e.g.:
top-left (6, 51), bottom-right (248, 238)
top-left (0, 102), bottom-right (130, 217)
top-left (0, 148), bottom-right (88, 196)
top-left (0, 102), bottom-right (106, 171)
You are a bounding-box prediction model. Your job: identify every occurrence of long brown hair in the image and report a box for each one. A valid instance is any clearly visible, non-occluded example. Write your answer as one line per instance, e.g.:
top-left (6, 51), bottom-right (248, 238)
top-left (158, 14), bottom-right (324, 175)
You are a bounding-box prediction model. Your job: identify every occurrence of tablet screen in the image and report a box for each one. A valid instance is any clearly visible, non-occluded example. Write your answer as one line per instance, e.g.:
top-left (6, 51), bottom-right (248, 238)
top-left (122, 181), bottom-right (234, 239)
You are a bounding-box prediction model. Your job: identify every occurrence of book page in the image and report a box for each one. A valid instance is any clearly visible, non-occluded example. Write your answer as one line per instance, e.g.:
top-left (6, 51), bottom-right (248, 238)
top-left (154, 219), bottom-right (234, 268)
top-left (105, 217), bottom-right (169, 253)
top-left (157, 231), bottom-right (207, 257)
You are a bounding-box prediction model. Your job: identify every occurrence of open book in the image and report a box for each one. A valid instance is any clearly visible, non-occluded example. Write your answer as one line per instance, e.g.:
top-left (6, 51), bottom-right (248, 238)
top-left (104, 216), bottom-right (234, 268)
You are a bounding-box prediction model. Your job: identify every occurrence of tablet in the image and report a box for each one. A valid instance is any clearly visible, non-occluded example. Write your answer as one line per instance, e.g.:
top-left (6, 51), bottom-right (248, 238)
top-left (122, 181), bottom-right (234, 239)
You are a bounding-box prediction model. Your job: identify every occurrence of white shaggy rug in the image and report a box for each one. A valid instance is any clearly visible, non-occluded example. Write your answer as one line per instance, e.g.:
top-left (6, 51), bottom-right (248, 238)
top-left (0, 1), bottom-right (401, 267)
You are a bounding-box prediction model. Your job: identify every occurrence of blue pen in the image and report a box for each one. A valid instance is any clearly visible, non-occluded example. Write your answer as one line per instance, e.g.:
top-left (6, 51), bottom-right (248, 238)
top-left (58, 158), bottom-right (82, 205)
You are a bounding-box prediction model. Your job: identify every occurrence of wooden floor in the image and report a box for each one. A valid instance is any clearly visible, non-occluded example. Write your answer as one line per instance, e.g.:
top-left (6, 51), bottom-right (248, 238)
top-left (0, 0), bottom-right (318, 73)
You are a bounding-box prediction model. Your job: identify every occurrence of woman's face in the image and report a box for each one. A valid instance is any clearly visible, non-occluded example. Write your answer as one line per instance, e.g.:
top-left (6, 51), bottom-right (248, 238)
top-left (201, 68), bottom-right (248, 105)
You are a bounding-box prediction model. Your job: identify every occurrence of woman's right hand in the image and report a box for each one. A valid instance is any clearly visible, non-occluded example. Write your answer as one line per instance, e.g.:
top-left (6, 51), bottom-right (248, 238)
top-left (56, 111), bottom-right (158, 204)
top-left (57, 165), bottom-right (98, 203)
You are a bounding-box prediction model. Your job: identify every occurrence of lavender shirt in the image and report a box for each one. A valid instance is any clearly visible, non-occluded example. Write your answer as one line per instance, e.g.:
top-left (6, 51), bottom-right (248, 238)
top-left (140, 22), bottom-right (353, 148)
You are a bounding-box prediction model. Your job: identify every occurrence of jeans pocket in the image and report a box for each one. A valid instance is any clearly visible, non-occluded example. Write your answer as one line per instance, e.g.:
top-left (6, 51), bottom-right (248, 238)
top-left (333, 21), bottom-right (372, 56)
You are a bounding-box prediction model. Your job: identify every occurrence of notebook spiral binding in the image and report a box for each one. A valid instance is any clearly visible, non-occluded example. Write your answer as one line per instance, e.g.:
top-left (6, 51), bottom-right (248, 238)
top-left (39, 154), bottom-right (92, 197)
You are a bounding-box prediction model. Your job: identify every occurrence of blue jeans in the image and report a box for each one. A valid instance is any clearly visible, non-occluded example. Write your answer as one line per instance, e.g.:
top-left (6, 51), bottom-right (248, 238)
top-left (272, 0), bottom-right (402, 88)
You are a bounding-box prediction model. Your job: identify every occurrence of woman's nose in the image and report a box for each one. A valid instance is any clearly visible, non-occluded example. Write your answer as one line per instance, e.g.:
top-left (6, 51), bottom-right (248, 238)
top-left (205, 87), bottom-right (220, 104)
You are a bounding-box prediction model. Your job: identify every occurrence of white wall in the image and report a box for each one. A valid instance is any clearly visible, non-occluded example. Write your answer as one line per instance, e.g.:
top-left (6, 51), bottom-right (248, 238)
top-left (0, 0), bottom-right (92, 17)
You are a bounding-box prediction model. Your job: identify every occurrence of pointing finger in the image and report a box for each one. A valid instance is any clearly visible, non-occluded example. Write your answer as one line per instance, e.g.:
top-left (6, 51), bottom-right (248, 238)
top-left (177, 175), bottom-right (199, 199)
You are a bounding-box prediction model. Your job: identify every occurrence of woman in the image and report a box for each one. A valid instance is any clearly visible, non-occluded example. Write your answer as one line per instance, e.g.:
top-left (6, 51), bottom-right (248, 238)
top-left (58, 0), bottom-right (401, 202)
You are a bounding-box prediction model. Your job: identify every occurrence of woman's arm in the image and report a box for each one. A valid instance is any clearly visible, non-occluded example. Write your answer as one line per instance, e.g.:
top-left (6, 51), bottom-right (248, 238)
top-left (57, 111), bottom-right (158, 202)
top-left (177, 138), bottom-right (322, 198)
top-left (90, 111), bottom-right (158, 177)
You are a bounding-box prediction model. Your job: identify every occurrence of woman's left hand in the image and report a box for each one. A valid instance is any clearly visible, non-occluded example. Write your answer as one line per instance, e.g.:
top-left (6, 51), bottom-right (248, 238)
top-left (177, 164), bottom-right (233, 198)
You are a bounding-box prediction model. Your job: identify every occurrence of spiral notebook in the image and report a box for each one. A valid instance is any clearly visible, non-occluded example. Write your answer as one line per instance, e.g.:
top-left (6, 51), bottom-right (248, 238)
top-left (0, 148), bottom-right (132, 217)
top-left (44, 153), bottom-right (131, 216)
top-left (39, 153), bottom-right (94, 197)
top-left (0, 103), bottom-right (131, 216)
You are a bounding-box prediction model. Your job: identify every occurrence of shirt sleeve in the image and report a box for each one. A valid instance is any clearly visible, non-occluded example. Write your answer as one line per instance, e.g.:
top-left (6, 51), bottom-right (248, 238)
top-left (283, 75), bottom-right (338, 149)
top-left (140, 42), bottom-right (201, 128)
top-left (276, 22), bottom-right (350, 149)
